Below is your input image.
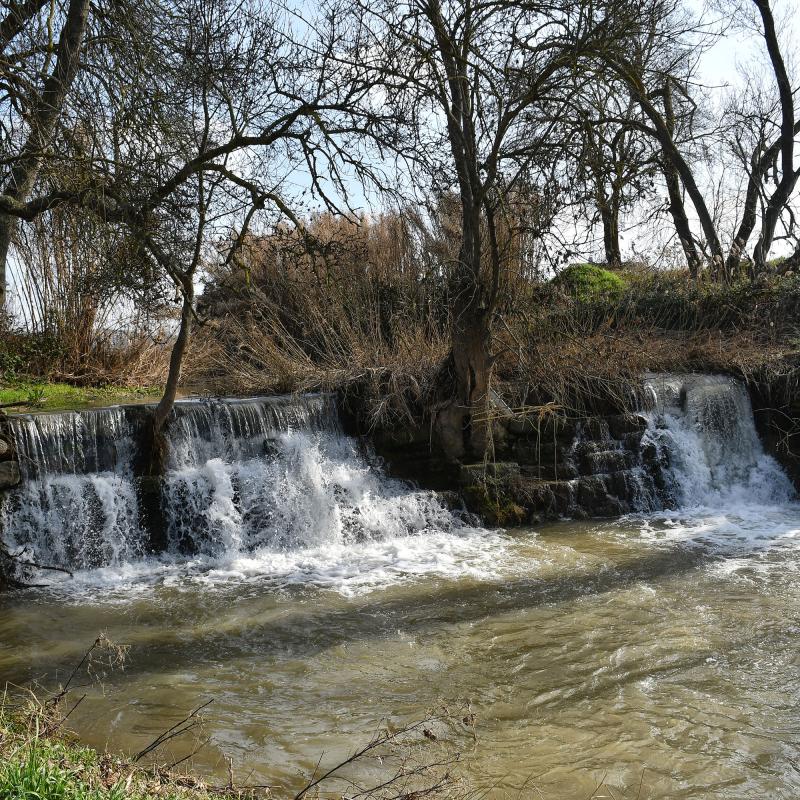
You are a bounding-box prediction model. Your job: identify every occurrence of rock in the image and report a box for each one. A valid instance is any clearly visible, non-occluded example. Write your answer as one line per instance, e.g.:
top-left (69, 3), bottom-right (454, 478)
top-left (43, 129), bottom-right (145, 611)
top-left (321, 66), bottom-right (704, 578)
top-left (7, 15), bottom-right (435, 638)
top-left (507, 416), bottom-right (535, 436)
top-left (458, 461), bottom-right (520, 485)
top-left (489, 390), bottom-right (514, 419)
top-left (437, 490), bottom-right (463, 511)
top-left (508, 414), bottom-right (576, 442)
top-left (622, 430), bottom-right (645, 450)
top-left (0, 460), bottom-right (21, 489)
top-left (520, 461), bottom-right (578, 480)
top-left (607, 413), bottom-right (648, 439)
top-left (580, 417), bottom-right (611, 441)
top-left (513, 441), bottom-right (559, 464)
top-left (0, 438), bottom-right (11, 459)
top-left (460, 482), bottom-right (526, 526)
top-left (576, 448), bottom-right (633, 476)
top-left (575, 475), bottom-right (627, 517)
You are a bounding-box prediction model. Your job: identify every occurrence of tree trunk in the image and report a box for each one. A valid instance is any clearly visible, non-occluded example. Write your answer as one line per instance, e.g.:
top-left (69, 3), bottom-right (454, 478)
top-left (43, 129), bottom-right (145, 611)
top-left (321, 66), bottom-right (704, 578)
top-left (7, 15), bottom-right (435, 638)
top-left (438, 302), bottom-right (492, 461)
top-left (436, 206), bottom-right (493, 462)
top-left (0, 0), bottom-right (90, 306)
top-left (600, 200), bottom-right (622, 267)
top-left (141, 280), bottom-right (194, 476)
top-left (751, 0), bottom-right (797, 275)
top-left (753, 181), bottom-right (797, 273)
top-left (662, 159), bottom-right (701, 278)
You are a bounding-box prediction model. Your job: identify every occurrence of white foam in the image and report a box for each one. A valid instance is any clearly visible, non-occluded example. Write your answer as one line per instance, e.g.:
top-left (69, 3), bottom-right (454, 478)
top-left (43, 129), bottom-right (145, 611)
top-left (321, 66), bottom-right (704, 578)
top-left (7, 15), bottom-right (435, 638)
top-left (5, 415), bottom-right (514, 596)
top-left (4, 379), bottom-right (799, 596)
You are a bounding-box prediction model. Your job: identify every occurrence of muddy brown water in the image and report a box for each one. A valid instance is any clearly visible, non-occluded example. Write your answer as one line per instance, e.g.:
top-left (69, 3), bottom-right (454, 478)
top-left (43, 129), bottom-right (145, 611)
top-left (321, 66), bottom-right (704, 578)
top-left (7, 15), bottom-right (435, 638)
top-left (3, 509), bottom-right (800, 799)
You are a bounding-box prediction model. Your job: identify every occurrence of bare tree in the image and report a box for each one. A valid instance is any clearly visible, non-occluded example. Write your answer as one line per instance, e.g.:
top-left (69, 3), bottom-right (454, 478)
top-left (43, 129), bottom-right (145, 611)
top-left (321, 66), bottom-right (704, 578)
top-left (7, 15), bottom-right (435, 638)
top-left (0, 0), bottom-right (402, 459)
top-left (0, 0), bottom-right (91, 304)
top-left (722, 0), bottom-right (800, 274)
top-left (600, 0), bottom-right (728, 278)
top-left (570, 80), bottom-right (660, 267)
top-left (359, 0), bottom-right (629, 459)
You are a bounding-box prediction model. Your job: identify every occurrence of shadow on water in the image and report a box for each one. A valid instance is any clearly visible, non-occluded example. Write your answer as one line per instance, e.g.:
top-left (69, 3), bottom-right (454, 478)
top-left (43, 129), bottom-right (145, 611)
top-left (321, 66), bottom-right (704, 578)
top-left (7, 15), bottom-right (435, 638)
top-left (0, 537), bottom-right (726, 688)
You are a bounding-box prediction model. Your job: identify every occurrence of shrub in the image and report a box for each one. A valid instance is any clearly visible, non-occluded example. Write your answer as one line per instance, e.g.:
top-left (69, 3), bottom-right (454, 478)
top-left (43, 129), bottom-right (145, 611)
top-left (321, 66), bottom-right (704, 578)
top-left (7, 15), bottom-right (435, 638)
top-left (552, 263), bottom-right (626, 300)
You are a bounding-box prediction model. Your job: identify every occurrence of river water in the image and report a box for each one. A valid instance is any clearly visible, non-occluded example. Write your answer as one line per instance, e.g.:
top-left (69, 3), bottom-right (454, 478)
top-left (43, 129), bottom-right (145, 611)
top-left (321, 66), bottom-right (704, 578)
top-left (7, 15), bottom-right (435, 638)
top-left (1, 380), bottom-right (800, 798)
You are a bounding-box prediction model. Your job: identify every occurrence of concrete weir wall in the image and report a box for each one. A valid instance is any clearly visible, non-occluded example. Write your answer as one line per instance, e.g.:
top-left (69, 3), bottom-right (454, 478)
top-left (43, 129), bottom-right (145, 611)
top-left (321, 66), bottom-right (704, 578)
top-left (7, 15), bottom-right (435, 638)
top-left (371, 411), bottom-right (665, 525)
top-left (0, 414), bottom-right (20, 491)
top-left (1, 374), bottom-right (797, 541)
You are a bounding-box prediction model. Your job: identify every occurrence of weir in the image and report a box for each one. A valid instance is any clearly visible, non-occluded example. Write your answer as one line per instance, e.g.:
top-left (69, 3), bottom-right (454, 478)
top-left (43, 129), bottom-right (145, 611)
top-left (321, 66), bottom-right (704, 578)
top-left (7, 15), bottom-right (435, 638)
top-left (639, 373), bottom-right (794, 508)
top-left (0, 375), bottom-right (795, 575)
top-left (0, 393), bottom-right (465, 572)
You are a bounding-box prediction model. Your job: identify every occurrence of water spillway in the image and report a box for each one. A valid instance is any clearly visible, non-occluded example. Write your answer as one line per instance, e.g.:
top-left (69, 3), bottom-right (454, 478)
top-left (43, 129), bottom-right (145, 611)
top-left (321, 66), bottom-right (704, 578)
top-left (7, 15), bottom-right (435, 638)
top-left (0, 377), bottom-right (795, 576)
top-left (637, 373), bottom-right (795, 508)
top-left (4, 404), bottom-right (146, 569)
top-left (0, 393), bottom-right (479, 580)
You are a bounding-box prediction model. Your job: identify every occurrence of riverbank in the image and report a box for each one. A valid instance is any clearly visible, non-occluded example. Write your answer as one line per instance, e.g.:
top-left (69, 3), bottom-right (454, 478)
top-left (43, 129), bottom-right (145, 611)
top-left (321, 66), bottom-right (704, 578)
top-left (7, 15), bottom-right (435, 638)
top-left (0, 684), bottom-right (464, 800)
top-left (2, 270), bottom-right (799, 528)
top-left (0, 694), bottom-right (227, 800)
top-left (0, 381), bottom-right (163, 412)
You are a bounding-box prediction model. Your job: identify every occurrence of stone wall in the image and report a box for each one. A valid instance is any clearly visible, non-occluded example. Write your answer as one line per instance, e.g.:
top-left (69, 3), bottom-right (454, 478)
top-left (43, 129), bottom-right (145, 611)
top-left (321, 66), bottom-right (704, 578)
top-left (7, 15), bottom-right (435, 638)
top-left (0, 412), bottom-right (20, 491)
top-left (369, 379), bottom-right (800, 525)
top-left (749, 376), bottom-right (800, 490)
top-left (368, 410), bottom-right (669, 525)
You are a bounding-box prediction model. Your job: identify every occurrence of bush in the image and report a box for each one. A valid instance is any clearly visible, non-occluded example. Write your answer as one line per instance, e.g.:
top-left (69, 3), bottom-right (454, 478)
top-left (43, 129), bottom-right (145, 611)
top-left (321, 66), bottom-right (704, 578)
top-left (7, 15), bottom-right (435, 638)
top-left (552, 263), bottom-right (626, 300)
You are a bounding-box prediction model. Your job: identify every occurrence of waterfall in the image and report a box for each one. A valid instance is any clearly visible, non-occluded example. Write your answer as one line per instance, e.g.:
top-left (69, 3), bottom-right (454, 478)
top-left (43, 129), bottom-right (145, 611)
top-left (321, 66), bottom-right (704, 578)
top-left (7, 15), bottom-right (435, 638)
top-left (3, 407), bottom-right (145, 568)
top-left (0, 377), bottom-right (794, 582)
top-left (0, 394), bottom-right (474, 576)
top-left (638, 374), bottom-right (795, 508)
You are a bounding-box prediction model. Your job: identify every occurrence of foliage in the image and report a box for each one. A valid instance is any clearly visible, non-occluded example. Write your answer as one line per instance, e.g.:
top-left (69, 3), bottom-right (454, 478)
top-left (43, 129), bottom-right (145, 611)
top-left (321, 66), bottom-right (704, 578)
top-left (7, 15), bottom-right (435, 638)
top-left (0, 736), bottom-right (127, 800)
top-left (193, 232), bottom-right (800, 429)
top-left (552, 263), bottom-right (627, 300)
top-left (0, 328), bottom-right (168, 388)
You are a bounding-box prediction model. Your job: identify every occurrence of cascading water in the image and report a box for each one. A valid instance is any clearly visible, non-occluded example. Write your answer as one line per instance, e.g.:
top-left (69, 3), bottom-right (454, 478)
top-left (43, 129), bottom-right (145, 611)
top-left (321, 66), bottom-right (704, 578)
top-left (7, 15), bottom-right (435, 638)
top-left (0, 394), bottom-right (493, 587)
top-left (0, 375), bottom-right (795, 588)
top-left (639, 373), bottom-right (795, 509)
top-left (2, 407), bottom-right (145, 568)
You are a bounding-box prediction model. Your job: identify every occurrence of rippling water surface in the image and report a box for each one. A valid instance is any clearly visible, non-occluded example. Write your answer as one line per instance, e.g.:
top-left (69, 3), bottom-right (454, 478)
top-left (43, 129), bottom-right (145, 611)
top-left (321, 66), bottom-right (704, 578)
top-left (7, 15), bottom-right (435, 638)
top-left (3, 504), bottom-right (800, 799)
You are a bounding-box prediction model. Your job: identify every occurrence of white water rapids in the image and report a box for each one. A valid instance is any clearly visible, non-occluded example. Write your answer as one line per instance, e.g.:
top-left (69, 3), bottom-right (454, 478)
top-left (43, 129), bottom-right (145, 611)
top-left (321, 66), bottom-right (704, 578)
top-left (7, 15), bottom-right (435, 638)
top-left (0, 375), bottom-right (796, 594)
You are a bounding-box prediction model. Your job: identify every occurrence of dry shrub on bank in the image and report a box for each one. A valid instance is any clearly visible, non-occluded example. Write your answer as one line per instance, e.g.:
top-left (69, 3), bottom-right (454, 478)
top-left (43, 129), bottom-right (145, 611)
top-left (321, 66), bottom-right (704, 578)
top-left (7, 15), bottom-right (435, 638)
top-left (499, 272), bottom-right (800, 415)
top-left (0, 325), bottom-right (171, 387)
top-left (2, 205), bottom-right (174, 387)
top-left (189, 208), bottom-right (800, 427)
top-left (188, 213), bottom-right (452, 426)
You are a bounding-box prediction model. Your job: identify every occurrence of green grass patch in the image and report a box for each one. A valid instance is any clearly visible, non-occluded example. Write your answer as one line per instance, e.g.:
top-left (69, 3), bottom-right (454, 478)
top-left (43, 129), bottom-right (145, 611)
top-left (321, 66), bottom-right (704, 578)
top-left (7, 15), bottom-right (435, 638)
top-left (0, 696), bottom-right (230, 800)
top-left (0, 735), bottom-right (126, 800)
top-left (0, 382), bottom-right (162, 412)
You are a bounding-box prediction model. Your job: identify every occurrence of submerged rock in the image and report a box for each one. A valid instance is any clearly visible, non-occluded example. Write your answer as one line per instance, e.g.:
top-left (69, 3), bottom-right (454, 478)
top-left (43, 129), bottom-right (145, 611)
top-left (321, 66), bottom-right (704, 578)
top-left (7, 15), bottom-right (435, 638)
top-left (0, 461), bottom-right (20, 489)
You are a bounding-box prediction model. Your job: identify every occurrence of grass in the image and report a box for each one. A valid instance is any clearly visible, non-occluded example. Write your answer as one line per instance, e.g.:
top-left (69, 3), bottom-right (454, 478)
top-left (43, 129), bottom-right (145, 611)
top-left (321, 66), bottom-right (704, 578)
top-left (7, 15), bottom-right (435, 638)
top-left (0, 696), bottom-right (215, 800)
top-left (0, 381), bottom-right (163, 412)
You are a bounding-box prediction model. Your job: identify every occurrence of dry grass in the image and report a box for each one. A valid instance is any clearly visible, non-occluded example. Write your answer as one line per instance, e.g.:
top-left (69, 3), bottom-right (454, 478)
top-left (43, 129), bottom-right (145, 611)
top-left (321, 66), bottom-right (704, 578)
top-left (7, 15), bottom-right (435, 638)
top-left (187, 212), bottom-right (453, 428)
top-left (189, 218), bottom-right (800, 431)
top-left (0, 325), bottom-right (171, 388)
top-left (499, 272), bottom-right (800, 416)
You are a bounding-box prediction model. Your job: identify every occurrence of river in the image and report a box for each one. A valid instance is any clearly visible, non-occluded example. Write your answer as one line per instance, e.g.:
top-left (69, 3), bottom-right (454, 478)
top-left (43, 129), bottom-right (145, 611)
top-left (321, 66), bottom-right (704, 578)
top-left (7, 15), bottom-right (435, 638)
top-left (1, 380), bottom-right (799, 798)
